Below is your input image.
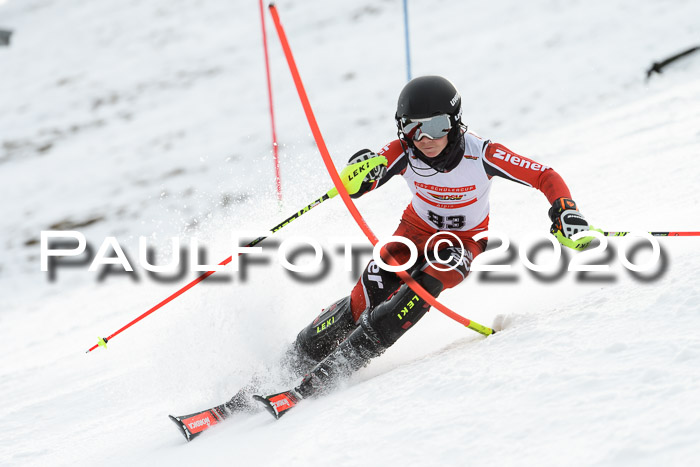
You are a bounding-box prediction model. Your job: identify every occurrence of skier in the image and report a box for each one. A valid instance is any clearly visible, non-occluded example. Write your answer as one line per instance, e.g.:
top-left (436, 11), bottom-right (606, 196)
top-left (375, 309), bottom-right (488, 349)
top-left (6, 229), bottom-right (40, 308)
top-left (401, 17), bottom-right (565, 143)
top-left (251, 75), bottom-right (592, 417)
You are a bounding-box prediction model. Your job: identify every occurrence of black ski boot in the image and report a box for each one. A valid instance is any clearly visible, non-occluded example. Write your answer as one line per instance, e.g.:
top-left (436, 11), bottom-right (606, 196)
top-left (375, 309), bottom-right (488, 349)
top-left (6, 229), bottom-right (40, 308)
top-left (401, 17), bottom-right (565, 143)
top-left (296, 271), bottom-right (444, 399)
top-left (295, 311), bottom-right (387, 398)
top-left (252, 316), bottom-right (385, 420)
top-left (255, 271), bottom-right (444, 418)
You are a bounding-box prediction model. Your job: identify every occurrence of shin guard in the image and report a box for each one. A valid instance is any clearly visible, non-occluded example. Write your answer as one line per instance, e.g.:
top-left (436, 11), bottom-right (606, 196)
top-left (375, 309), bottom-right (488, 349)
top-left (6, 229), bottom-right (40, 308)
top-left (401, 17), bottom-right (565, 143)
top-left (286, 297), bottom-right (357, 375)
top-left (295, 271), bottom-right (444, 398)
top-left (295, 313), bottom-right (386, 398)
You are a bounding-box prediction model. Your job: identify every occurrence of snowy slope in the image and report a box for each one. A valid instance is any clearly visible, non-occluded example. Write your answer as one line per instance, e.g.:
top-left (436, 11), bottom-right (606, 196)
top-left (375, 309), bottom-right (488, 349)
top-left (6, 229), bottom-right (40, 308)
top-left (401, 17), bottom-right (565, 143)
top-left (1, 0), bottom-right (700, 466)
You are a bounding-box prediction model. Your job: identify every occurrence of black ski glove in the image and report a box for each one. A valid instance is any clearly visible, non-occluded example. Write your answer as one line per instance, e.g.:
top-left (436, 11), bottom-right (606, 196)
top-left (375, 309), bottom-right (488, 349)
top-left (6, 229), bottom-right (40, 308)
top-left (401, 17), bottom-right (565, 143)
top-left (345, 149), bottom-right (387, 198)
top-left (549, 197), bottom-right (593, 250)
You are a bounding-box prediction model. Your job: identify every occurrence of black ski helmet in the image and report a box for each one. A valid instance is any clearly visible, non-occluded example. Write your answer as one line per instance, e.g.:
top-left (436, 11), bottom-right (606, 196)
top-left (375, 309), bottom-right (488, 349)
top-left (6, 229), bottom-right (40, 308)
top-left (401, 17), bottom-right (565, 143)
top-left (395, 76), bottom-right (465, 173)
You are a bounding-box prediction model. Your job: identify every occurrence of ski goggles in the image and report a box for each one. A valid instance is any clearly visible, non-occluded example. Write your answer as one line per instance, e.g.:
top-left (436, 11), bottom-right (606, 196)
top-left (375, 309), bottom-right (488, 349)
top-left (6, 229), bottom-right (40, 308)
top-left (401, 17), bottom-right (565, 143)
top-left (399, 114), bottom-right (452, 141)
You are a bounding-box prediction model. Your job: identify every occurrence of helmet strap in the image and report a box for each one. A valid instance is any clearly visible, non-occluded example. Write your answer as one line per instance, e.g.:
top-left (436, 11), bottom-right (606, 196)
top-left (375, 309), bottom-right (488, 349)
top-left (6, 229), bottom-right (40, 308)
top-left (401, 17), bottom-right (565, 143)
top-left (397, 135), bottom-right (441, 178)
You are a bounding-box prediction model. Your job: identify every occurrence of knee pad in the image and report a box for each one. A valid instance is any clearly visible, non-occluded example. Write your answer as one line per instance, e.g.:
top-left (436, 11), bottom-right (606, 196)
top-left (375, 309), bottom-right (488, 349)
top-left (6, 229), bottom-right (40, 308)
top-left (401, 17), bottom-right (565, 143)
top-left (292, 296), bottom-right (357, 364)
top-left (417, 245), bottom-right (473, 290)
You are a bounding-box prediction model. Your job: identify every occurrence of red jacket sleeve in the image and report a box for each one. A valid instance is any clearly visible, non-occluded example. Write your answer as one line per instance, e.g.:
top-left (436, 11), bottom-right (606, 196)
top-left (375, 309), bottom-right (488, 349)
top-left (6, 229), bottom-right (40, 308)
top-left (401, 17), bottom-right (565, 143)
top-left (483, 142), bottom-right (571, 203)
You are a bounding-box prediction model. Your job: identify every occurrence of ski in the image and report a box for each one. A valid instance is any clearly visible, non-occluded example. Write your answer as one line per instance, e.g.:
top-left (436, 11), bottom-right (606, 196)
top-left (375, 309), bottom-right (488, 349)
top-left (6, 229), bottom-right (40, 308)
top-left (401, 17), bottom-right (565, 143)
top-left (169, 385), bottom-right (261, 441)
top-left (253, 390), bottom-right (301, 419)
top-left (168, 402), bottom-right (232, 442)
top-left (170, 390), bottom-right (300, 441)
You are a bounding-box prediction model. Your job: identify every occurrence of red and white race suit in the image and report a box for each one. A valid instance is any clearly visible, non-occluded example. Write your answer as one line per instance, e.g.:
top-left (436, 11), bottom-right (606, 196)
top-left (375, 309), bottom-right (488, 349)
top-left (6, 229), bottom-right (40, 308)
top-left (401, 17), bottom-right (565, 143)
top-left (348, 130), bottom-right (572, 320)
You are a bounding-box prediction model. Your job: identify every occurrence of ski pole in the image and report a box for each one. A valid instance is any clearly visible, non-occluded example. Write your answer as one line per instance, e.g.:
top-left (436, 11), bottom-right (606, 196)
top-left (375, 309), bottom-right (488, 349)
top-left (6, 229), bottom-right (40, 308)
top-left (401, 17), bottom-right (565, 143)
top-left (604, 231), bottom-right (700, 237)
top-left (85, 157), bottom-right (387, 353)
top-left (85, 191), bottom-right (334, 353)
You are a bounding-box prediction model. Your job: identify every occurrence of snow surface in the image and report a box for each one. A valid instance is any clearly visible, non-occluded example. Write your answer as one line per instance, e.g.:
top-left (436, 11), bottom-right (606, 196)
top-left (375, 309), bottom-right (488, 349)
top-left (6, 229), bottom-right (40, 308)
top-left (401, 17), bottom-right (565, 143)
top-left (1, 0), bottom-right (700, 466)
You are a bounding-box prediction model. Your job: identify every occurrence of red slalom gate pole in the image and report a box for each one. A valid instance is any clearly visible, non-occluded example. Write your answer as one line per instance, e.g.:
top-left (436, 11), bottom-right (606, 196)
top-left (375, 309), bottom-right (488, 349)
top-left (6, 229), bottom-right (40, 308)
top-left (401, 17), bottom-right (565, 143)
top-left (259, 0), bottom-right (282, 202)
top-left (267, 4), bottom-right (494, 337)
